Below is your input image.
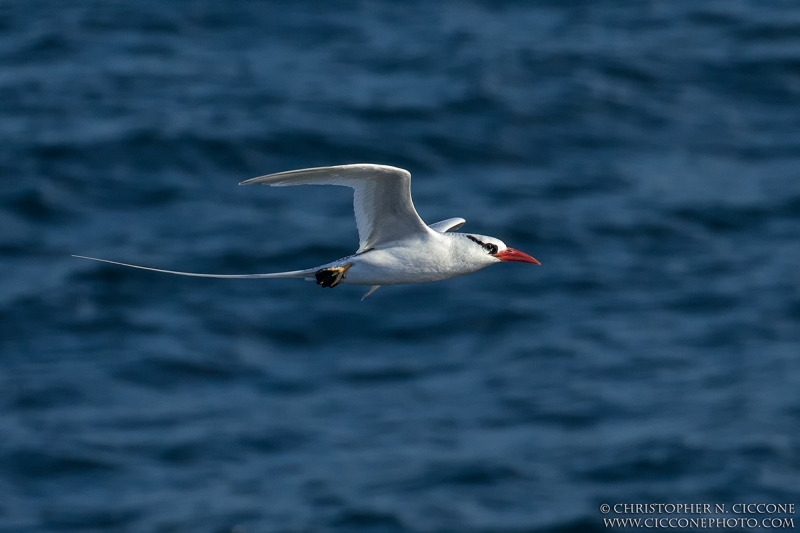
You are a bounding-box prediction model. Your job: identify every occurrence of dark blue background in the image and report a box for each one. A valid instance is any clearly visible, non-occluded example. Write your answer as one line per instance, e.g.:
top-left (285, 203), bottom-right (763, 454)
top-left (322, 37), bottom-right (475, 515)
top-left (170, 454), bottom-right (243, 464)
top-left (1, 2), bottom-right (799, 532)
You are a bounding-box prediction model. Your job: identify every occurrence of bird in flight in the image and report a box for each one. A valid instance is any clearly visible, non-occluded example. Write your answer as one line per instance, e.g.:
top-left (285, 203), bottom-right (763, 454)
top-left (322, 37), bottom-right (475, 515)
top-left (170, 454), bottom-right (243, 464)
top-left (75, 164), bottom-right (540, 299)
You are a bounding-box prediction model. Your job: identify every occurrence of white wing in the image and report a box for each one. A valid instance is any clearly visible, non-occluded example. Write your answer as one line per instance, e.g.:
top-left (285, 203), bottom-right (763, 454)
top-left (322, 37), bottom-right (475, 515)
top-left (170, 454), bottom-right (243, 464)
top-left (361, 285), bottom-right (381, 300)
top-left (428, 217), bottom-right (466, 233)
top-left (241, 164), bottom-right (434, 252)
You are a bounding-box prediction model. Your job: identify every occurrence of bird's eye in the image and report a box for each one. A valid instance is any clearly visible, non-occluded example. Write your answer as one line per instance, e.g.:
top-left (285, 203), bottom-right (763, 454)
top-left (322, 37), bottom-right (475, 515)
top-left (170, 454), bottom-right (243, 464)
top-left (467, 235), bottom-right (498, 254)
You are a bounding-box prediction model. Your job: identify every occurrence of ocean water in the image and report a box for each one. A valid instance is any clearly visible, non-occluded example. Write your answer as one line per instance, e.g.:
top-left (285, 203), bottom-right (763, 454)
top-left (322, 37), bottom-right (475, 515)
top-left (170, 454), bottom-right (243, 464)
top-left (1, 1), bottom-right (799, 532)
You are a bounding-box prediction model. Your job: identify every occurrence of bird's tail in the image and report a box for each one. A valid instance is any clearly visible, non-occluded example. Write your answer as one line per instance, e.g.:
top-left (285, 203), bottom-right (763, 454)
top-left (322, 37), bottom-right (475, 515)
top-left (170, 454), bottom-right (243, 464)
top-left (72, 255), bottom-right (317, 280)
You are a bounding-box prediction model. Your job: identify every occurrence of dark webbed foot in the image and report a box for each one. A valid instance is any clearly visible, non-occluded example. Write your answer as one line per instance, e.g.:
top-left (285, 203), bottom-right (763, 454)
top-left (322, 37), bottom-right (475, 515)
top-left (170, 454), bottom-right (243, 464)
top-left (315, 263), bottom-right (352, 288)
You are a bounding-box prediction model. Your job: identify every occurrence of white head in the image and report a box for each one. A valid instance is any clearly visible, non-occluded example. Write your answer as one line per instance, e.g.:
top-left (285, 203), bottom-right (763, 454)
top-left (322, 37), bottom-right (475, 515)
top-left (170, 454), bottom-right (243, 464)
top-left (460, 233), bottom-right (540, 267)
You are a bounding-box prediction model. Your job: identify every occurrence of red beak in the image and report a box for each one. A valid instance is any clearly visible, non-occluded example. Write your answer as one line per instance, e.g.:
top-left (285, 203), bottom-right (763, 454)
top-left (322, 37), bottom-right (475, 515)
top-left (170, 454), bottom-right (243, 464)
top-left (493, 247), bottom-right (541, 265)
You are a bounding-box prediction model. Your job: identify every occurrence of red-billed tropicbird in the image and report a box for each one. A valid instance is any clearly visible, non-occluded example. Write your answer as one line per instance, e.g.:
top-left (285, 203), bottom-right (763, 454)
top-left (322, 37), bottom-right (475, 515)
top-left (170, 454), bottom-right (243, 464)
top-left (74, 164), bottom-right (540, 299)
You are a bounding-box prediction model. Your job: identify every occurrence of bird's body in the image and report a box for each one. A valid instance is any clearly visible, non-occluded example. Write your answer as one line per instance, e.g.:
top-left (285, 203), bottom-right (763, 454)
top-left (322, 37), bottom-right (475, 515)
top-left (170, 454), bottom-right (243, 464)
top-left (317, 231), bottom-right (497, 286)
top-left (75, 164), bottom-right (539, 298)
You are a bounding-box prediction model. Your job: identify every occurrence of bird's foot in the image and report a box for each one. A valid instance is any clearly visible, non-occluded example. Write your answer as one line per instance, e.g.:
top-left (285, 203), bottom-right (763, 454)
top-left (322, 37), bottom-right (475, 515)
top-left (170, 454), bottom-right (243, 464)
top-left (315, 263), bottom-right (352, 288)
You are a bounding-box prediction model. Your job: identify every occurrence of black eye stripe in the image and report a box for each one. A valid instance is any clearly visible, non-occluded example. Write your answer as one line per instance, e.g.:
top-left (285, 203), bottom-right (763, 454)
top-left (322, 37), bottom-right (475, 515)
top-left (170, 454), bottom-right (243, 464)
top-left (467, 235), bottom-right (498, 254)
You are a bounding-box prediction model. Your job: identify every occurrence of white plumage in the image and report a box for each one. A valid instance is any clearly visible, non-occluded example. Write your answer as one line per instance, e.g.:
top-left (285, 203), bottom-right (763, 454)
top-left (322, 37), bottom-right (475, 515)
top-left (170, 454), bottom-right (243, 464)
top-left (74, 164), bottom-right (539, 299)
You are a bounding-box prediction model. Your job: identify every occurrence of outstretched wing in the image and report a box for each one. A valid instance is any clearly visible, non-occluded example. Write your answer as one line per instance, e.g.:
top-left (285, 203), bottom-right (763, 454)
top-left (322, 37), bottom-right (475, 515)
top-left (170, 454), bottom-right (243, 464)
top-left (241, 164), bottom-right (434, 252)
top-left (428, 217), bottom-right (466, 233)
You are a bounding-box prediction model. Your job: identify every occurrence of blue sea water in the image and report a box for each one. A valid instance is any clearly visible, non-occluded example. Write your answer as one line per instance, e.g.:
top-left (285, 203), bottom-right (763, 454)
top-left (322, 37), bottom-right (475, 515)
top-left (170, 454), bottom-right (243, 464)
top-left (1, 1), bottom-right (799, 532)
